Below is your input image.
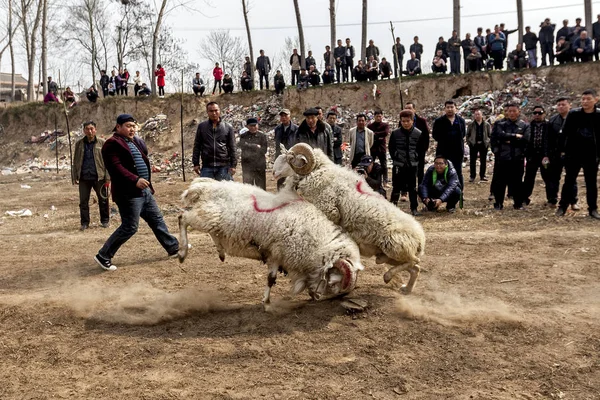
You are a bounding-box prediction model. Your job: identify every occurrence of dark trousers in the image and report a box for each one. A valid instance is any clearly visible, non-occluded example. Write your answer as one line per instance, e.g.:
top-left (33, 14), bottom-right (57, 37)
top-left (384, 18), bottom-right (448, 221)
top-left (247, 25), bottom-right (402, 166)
top-left (449, 52), bottom-right (461, 74)
top-left (547, 157), bottom-right (577, 205)
top-left (351, 152), bottom-right (365, 169)
top-left (522, 155), bottom-right (552, 202)
top-left (291, 69), bottom-right (300, 86)
top-left (259, 71), bottom-right (269, 89)
top-left (79, 179), bottom-right (109, 225)
top-left (424, 187), bottom-right (461, 210)
top-left (275, 82), bottom-right (285, 95)
top-left (391, 165), bottom-right (418, 211)
top-left (393, 58), bottom-right (404, 77)
top-left (344, 57), bottom-right (354, 81)
top-left (193, 86), bottom-right (205, 96)
top-left (200, 166), bottom-right (232, 181)
top-left (99, 189), bottom-right (179, 259)
top-left (120, 85), bottom-right (128, 96)
top-left (223, 84), bottom-right (234, 94)
top-left (595, 38), bottom-right (600, 61)
top-left (418, 156), bottom-right (426, 184)
top-left (559, 158), bottom-right (599, 212)
top-left (491, 50), bottom-right (504, 70)
top-left (242, 168), bottom-right (266, 190)
top-left (469, 143), bottom-right (487, 179)
top-left (492, 159), bottom-right (525, 208)
top-left (334, 157), bottom-right (342, 165)
top-left (449, 156), bottom-right (464, 190)
top-left (102, 87), bottom-right (109, 97)
top-left (371, 150), bottom-right (388, 182)
top-left (212, 80), bottom-right (221, 94)
top-left (540, 42), bottom-right (554, 66)
top-left (335, 64), bottom-right (344, 83)
top-left (158, 86), bottom-right (165, 96)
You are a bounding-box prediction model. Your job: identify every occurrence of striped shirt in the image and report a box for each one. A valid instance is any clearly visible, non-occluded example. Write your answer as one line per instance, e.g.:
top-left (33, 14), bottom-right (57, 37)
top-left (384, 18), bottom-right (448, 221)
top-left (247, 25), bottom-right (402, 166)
top-left (126, 139), bottom-right (149, 181)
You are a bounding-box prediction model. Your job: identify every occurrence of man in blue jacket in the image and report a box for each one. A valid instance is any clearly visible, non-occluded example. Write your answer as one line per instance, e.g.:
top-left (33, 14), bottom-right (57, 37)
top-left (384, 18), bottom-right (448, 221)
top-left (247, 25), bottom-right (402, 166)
top-left (419, 155), bottom-right (461, 213)
top-left (94, 114), bottom-right (179, 271)
top-left (488, 26), bottom-right (506, 70)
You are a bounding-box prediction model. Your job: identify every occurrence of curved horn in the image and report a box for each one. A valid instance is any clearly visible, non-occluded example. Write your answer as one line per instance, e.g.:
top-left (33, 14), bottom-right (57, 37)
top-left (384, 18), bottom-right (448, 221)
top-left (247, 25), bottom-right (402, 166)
top-left (279, 143), bottom-right (288, 155)
top-left (334, 259), bottom-right (358, 292)
top-left (287, 143), bottom-right (316, 175)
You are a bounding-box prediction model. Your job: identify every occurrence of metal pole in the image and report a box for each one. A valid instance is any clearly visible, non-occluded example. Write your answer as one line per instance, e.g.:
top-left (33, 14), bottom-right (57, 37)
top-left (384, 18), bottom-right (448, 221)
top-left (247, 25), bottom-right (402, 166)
top-left (54, 113), bottom-right (58, 174)
top-left (180, 69), bottom-right (186, 182)
top-left (58, 69), bottom-right (74, 184)
top-left (389, 21), bottom-right (404, 109)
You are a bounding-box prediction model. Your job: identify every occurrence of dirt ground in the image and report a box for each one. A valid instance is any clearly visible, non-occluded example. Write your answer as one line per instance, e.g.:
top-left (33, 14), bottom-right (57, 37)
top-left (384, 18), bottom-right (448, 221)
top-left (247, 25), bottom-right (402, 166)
top-left (0, 167), bottom-right (599, 400)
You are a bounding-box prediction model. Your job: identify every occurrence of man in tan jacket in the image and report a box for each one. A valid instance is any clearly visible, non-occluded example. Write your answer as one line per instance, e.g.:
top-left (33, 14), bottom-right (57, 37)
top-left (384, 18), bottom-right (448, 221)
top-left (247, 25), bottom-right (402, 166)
top-left (72, 121), bottom-right (110, 230)
top-left (348, 114), bottom-right (374, 168)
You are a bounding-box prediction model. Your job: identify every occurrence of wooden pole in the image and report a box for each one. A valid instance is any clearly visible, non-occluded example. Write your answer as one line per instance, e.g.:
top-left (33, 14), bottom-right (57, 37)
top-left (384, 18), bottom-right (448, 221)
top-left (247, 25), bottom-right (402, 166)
top-left (389, 22), bottom-right (404, 109)
top-left (54, 113), bottom-right (58, 174)
top-left (58, 70), bottom-right (74, 184)
top-left (181, 69), bottom-right (186, 182)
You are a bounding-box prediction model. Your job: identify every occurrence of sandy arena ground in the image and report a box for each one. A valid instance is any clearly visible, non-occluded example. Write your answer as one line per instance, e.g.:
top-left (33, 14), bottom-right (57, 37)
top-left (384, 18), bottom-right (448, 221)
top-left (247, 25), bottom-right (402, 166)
top-left (0, 169), bottom-right (599, 399)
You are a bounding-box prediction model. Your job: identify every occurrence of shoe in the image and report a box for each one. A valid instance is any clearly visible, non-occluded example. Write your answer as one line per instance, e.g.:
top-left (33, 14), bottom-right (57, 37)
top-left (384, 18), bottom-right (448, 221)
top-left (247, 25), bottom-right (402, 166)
top-left (80, 224), bottom-right (88, 231)
top-left (514, 205), bottom-right (525, 210)
top-left (94, 254), bottom-right (117, 271)
top-left (571, 203), bottom-right (581, 211)
top-left (101, 222), bottom-right (109, 228)
top-left (410, 209), bottom-right (421, 216)
top-left (469, 177), bottom-right (475, 183)
top-left (493, 203), bottom-right (504, 211)
top-left (546, 202), bottom-right (557, 208)
top-left (525, 198), bottom-right (531, 206)
top-left (590, 210), bottom-right (600, 219)
top-left (447, 208), bottom-right (456, 213)
top-left (488, 193), bottom-right (495, 201)
top-left (555, 207), bottom-right (566, 217)
top-left (480, 177), bottom-right (489, 182)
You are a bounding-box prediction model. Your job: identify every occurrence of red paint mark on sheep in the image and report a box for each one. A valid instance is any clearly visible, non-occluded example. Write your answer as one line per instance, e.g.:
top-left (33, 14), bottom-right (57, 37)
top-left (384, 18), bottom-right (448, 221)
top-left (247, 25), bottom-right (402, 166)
top-left (356, 181), bottom-right (377, 197)
top-left (251, 195), bottom-right (303, 213)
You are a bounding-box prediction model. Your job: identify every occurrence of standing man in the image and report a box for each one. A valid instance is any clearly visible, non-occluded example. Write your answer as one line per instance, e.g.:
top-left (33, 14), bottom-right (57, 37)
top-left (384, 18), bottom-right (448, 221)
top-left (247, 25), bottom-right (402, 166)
top-left (256, 49), bottom-right (271, 90)
top-left (461, 33), bottom-right (474, 70)
top-left (296, 108), bottom-right (333, 160)
top-left (556, 89), bottom-right (600, 219)
top-left (523, 26), bottom-right (539, 68)
top-left (192, 102), bottom-right (236, 181)
top-left (392, 37), bottom-right (406, 78)
top-left (327, 111), bottom-right (343, 165)
top-left (344, 38), bottom-right (355, 82)
top-left (348, 114), bottom-right (374, 168)
top-left (539, 18), bottom-right (556, 66)
top-left (305, 50), bottom-right (316, 70)
top-left (323, 45), bottom-right (332, 69)
top-left (467, 109), bottom-right (491, 183)
top-left (367, 110), bottom-right (390, 185)
top-left (366, 39), bottom-right (380, 61)
top-left (432, 100), bottom-right (467, 190)
top-left (404, 102), bottom-right (430, 185)
top-left (99, 70), bottom-right (109, 97)
top-left (274, 109), bottom-right (298, 189)
top-left (46, 76), bottom-right (58, 95)
top-left (409, 36), bottom-right (423, 60)
top-left (522, 106), bottom-right (550, 206)
top-left (593, 14), bottom-right (600, 61)
top-left (388, 110), bottom-right (426, 215)
top-left (239, 118), bottom-right (268, 190)
top-left (94, 114), bottom-right (179, 271)
top-left (334, 39), bottom-right (346, 83)
top-left (290, 49), bottom-right (301, 86)
top-left (474, 28), bottom-right (488, 65)
top-left (488, 26), bottom-right (506, 70)
top-left (547, 97), bottom-right (577, 208)
top-left (490, 103), bottom-right (530, 210)
top-left (73, 121), bottom-right (109, 231)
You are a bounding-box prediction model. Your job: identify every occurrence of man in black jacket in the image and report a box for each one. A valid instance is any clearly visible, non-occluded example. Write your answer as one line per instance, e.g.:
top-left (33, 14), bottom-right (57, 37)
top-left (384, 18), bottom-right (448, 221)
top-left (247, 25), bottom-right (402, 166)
top-left (256, 49), bottom-right (271, 90)
top-left (305, 50), bottom-right (316, 70)
top-left (522, 106), bottom-right (551, 206)
top-left (556, 89), bottom-right (600, 219)
top-left (523, 26), bottom-right (539, 68)
top-left (334, 39), bottom-right (346, 83)
top-left (239, 118), bottom-right (268, 190)
top-left (99, 70), bottom-right (109, 97)
top-left (274, 109), bottom-right (298, 189)
top-left (367, 110), bottom-right (390, 184)
top-left (490, 103), bottom-right (530, 210)
top-left (355, 155), bottom-right (386, 197)
top-left (594, 14), bottom-right (600, 61)
top-left (409, 36), bottom-right (423, 60)
top-left (344, 38), bottom-right (355, 82)
top-left (295, 108), bottom-right (333, 160)
top-left (539, 18), bottom-right (556, 66)
top-left (392, 37), bottom-right (406, 78)
top-left (327, 111), bottom-right (343, 165)
top-left (419, 155), bottom-right (461, 213)
top-left (432, 100), bottom-right (466, 190)
top-left (389, 110), bottom-right (427, 215)
top-left (405, 102), bottom-right (430, 185)
top-left (192, 102), bottom-right (237, 181)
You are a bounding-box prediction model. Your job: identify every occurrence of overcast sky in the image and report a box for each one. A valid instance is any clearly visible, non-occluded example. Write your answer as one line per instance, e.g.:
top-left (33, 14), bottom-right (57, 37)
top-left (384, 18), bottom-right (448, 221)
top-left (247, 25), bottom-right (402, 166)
top-left (3, 0), bottom-right (599, 88)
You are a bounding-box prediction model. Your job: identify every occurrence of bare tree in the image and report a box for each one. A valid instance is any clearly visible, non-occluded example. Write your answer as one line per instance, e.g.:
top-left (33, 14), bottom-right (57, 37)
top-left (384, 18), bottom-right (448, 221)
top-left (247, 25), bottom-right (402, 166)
top-left (8, 0), bottom-right (17, 98)
top-left (292, 0), bottom-right (306, 69)
top-left (241, 0), bottom-right (254, 73)
top-left (40, 0), bottom-right (46, 95)
top-left (516, 0), bottom-right (523, 44)
top-left (115, 1), bottom-right (138, 70)
top-left (0, 0), bottom-right (21, 94)
top-left (17, 0), bottom-right (43, 101)
top-left (453, 0), bottom-right (460, 37)
top-left (329, 0), bottom-right (335, 67)
top-left (584, 0), bottom-right (592, 32)
top-left (199, 30), bottom-right (245, 79)
top-left (360, 0), bottom-right (367, 63)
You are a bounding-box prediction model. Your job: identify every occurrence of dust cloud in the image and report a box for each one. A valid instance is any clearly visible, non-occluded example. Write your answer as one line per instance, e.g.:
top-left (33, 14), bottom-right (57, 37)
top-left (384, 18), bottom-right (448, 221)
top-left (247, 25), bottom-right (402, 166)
top-left (64, 282), bottom-right (233, 325)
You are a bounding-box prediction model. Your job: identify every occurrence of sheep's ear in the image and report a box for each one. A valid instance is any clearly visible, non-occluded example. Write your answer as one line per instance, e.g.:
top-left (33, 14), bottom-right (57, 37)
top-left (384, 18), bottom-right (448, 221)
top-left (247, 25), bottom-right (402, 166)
top-left (279, 144), bottom-right (288, 155)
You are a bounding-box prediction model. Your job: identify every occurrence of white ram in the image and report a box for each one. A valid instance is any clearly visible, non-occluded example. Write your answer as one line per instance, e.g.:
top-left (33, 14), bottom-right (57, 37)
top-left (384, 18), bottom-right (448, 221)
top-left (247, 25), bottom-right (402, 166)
top-left (273, 143), bottom-right (426, 294)
top-left (177, 178), bottom-right (364, 303)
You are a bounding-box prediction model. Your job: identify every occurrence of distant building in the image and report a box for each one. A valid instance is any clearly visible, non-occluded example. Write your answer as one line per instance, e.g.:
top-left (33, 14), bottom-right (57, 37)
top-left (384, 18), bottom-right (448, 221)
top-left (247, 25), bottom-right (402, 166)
top-left (0, 72), bottom-right (28, 102)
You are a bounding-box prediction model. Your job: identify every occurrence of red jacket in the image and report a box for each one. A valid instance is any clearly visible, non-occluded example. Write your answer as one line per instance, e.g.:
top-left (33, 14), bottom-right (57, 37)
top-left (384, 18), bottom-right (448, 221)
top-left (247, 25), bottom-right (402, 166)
top-left (213, 67), bottom-right (223, 81)
top-left (155, 68), bottom-right (165, 87)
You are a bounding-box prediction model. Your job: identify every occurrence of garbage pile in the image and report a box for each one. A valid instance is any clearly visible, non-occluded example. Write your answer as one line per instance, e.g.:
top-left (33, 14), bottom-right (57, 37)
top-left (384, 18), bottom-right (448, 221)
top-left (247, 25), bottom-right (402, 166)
top-left (139, 114), bottom-right (170, 141)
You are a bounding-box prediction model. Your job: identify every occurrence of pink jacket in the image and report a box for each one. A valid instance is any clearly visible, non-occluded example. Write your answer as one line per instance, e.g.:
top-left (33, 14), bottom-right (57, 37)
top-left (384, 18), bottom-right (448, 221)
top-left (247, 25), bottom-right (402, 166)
top-left (155, 68), bottom-right (165, 87)
top-left (213, 67), bottom-right (223, 81)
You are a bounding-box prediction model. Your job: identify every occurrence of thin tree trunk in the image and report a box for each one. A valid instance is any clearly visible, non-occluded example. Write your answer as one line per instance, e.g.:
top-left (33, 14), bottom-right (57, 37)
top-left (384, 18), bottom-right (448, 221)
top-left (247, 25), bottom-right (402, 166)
top-left (41, 0), bottom-right (47, 96)
top-left (516, 0), bottom-right (523, 44)
top-left (292, 0), bottom-right (306, 70)
top-left (453, 0), bottom-right (460, 38)
top-left (86, 0), bottom-right (97, 86)
top-left (242, 0), bottom-right (254, 82)
top-left (584, 0), bottom-right (592, 33)
top-left (9, 0), bottom-right (15, 100)
top-left (361, 0), bottom-right (367, 63)
top-left (329, 0), bottom-right (335, 67)
top-left (22, 0), bottom-right (43, 102)
top-left (151, 0), bottom-right (168, 95)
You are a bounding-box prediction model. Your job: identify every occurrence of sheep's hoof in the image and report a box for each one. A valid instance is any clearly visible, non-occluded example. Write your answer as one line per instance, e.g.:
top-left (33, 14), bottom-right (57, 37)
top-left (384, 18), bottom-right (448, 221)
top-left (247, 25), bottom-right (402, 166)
top-left (400, 285), bottom-right (412, 295)
top-left (178, 251), bottom-right (186, 263)
top-left (219, 254), bottom-right (225, 262)
top-left (383, 271), bottom-right (393, 284)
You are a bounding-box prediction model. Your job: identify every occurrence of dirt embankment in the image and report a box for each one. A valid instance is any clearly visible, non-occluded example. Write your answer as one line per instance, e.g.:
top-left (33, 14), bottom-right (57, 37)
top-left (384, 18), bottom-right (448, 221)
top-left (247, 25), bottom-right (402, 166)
top-left (1, 62), bottom-right (599, 166)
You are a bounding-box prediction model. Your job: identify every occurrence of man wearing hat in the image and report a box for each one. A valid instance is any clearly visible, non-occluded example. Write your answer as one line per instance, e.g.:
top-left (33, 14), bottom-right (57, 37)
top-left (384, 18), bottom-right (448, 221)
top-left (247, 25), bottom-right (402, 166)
top-left (274, 109), bottom-right (298, 188)
top-left (356, 154), bottom-right (386, 197)
top-left (295, 108), bottom-right (333, 160)
top-left (94, 114), bottom-right (179, 271)
top-left (239, 117), bottom-right (268, 190)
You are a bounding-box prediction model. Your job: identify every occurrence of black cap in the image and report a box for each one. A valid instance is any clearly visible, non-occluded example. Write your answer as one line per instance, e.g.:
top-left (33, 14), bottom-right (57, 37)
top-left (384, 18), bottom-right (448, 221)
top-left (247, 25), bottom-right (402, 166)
top-left (358, 155), bottom-right (373, 167)
top-left (246, 117), bottom-right (258, 125)
top-left (116, 114), bottom-right (136, 125)
top-left (303, 108), bottom-right (319, 116)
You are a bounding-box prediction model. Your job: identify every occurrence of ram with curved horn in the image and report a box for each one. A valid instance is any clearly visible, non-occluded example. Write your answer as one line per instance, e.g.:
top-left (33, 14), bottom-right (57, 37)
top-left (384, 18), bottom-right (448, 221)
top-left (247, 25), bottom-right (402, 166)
top-left (273, 143), bottom-right (425, 294)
